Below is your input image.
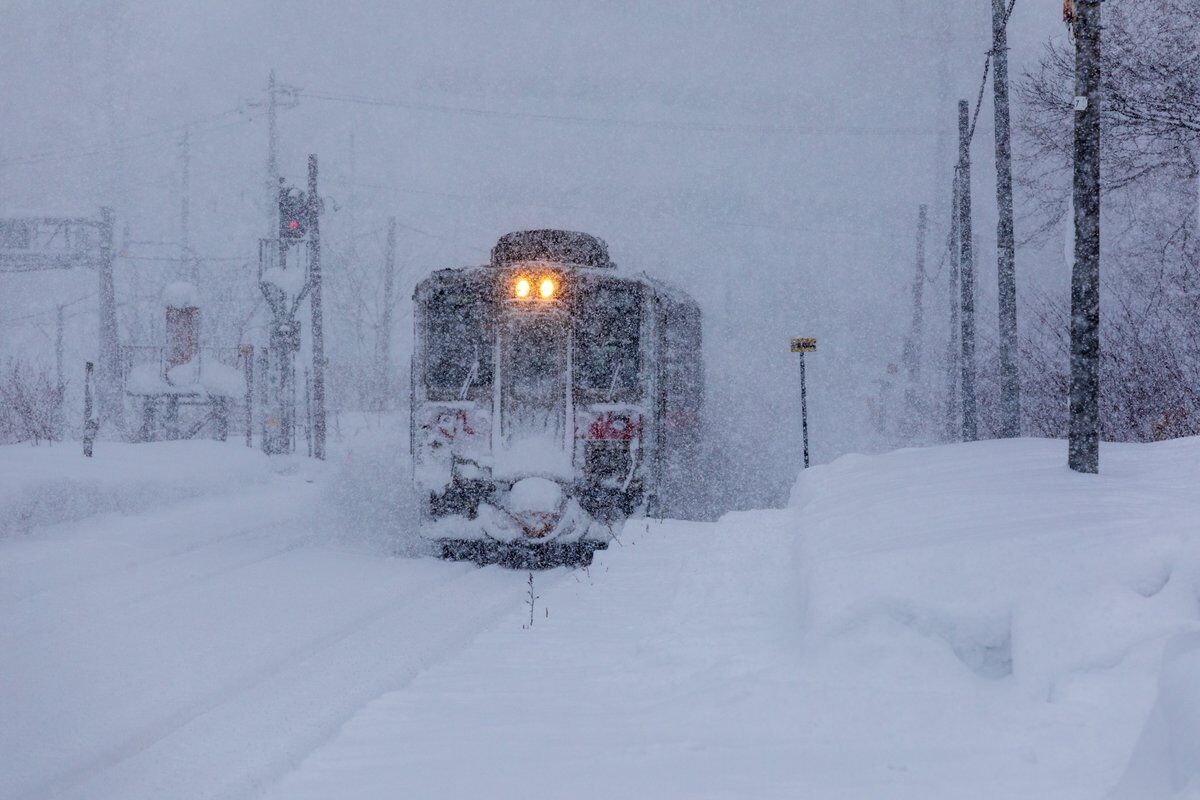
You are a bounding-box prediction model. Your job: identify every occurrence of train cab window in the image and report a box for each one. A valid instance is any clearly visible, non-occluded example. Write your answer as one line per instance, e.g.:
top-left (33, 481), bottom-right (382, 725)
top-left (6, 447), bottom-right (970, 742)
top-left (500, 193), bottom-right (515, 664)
top-left (423, 285), bottom-right (492, 402)
top-left (574, 282), bottom-right (642, 403)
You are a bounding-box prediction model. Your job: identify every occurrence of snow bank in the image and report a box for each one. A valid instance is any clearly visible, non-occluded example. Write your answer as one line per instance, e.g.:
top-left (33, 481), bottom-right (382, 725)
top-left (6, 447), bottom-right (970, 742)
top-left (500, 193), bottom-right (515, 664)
top-left (1112, 633), bottom-right (1200, 799)
top-left (269, 437), bottom-right (1200, 799)
top-left (0, 440), bottom-right (274, 537)
top-left (791, 437), bottom-right (1200, 796)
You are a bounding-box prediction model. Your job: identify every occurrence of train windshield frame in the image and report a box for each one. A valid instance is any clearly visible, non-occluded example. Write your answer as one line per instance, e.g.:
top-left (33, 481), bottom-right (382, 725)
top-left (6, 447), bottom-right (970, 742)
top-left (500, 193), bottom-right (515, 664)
top-left (422, 282), bottom-right (493, 402)
top-left (574, 280), bottom-right (643, 404)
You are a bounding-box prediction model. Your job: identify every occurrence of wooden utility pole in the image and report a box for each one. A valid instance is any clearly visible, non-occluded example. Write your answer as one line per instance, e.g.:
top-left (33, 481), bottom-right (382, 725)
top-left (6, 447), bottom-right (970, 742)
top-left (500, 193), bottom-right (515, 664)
top-left (308, 155), bottom-right (326, 460)
top-left (1069, 0), bottom-right (1102, 473)
top-left (957, 100), bottom-right (978, 441)
top-left (992, 0), bottom-right (1020, 437)
top-left (376, 216), bottom-right (398, 411)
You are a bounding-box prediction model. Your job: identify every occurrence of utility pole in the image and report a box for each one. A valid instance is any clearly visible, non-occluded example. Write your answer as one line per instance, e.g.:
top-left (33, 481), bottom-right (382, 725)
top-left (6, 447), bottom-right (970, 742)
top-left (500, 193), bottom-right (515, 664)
top-left (266, 71), bottom-right (280, 242)
top-left (250, 70), bottom-right (298, 240)
top-left (933, 0), bottom-right (954, 233)
top-left (903, 205), bottom-right (928, 439)
top-left (992, 0), bottom-right (1020, 437)
top-left (946, 177), bottom-right (961, 441)
top-left (55, 304), bottom-right (65, 391)
top-left (957, 100), bottom-right (978, 441)
top-left (308, 155), bottom-right (326, 460)
top-left (1068, 0), bottom-right (1102, 473)
top-left (376, 216), bottom-right (398, 412)
top-left (180, 127), bottom-right (196, 284)
top-left (96, 206), bottom-right (124, 433)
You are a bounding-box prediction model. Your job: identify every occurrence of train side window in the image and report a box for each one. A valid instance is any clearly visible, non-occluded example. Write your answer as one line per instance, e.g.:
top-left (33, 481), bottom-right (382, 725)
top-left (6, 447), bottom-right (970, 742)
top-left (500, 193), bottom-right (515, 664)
top-left (423, 285), bottom-right (492, 401)
top-left (574, 283), bottom-right (642, 403)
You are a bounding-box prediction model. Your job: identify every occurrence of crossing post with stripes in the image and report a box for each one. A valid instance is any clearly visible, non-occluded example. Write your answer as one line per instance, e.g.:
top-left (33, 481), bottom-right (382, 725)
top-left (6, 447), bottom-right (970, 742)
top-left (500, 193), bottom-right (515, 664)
top-left (791, 338), bottom-right (817, 468)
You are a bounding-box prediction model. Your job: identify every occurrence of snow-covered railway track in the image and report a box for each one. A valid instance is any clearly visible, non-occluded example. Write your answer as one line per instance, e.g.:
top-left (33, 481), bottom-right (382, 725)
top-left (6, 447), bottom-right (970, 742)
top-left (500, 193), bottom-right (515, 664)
top-left (2, 493), bottom-right (556, 800)
top-left (0, 483), bottom-right (319, 607)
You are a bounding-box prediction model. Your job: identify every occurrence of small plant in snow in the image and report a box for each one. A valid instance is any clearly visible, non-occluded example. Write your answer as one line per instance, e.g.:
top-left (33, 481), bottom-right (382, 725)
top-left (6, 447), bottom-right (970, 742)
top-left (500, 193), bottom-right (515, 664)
top-left (524, 571), bottom-right (540, 629)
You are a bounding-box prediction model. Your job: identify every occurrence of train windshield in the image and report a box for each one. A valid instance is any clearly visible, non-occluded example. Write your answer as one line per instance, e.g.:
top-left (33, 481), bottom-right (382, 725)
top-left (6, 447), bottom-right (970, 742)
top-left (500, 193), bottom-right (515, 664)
top-left (423, 284), bottom-right (492, 401)
top-left (575, 282), bottom-right (641, 403)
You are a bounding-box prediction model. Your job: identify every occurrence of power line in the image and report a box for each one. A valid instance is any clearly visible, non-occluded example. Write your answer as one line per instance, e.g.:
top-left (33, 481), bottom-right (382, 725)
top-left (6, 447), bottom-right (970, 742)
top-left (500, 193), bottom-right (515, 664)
top-left (0, 107), bottom-right (256, 170)
top-left (966, 0), bottom-right (1017, 145)
top-left (300, 89), bottom-right (942, 138)
top-left (0, 293), bottom-right (95, 328)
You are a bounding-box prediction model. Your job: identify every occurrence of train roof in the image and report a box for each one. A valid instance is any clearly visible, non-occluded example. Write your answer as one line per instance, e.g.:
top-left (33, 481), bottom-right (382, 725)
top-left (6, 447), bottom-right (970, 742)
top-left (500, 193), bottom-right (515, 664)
top-left (414, 230), bottom-right (699, 311)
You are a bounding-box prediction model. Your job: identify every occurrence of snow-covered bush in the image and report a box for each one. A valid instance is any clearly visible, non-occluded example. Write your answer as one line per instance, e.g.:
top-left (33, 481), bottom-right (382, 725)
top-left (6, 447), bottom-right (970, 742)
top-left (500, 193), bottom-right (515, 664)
top-left (0, 360), bottom-right (65, 445)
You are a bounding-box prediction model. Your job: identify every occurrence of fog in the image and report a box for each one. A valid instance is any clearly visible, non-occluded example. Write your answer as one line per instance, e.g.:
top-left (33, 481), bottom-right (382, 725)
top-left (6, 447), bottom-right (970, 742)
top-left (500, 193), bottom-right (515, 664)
top-left (0, 0), bottom-right (1069, 507)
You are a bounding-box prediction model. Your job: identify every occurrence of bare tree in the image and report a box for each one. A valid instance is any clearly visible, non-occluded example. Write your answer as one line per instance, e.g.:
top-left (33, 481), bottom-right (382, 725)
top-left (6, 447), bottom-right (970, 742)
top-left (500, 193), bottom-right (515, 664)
top-left (1018, 0), bottom-right (1200, 444)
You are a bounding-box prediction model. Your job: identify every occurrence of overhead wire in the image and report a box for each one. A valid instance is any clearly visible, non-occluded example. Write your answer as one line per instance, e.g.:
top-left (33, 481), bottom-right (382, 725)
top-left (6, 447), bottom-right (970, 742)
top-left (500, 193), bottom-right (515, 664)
top-left (300, 89), bottom-right (942, 138)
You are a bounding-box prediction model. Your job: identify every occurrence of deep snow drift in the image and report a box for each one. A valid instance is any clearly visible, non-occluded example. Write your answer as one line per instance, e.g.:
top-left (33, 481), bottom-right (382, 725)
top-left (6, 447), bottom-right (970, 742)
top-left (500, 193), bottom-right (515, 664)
top-left (3, 435), bottom-right (1198, 799)
top-left (269, 437), bottom-right (1200, 800)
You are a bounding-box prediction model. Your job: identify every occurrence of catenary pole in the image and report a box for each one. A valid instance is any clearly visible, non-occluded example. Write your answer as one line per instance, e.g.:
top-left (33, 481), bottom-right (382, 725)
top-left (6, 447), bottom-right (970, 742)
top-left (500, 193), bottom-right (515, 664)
top-left (992, 0), bottom-right (1020, 437)
top-left (1068, 0), bottom-right (1102, 473)
top-left (957, 100), bottom-right (978, 441)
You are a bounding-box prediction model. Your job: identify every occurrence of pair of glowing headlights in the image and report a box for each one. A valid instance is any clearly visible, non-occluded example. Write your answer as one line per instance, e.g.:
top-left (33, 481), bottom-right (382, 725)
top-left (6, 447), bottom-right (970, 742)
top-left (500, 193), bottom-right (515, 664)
top-left (513, 276), bottom-right (558, 300)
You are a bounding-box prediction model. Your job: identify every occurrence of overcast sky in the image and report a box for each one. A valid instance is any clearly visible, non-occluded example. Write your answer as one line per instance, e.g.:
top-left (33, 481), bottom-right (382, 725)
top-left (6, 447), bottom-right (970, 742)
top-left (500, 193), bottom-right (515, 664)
top-left (1, 0), bottom-right (1071, 503)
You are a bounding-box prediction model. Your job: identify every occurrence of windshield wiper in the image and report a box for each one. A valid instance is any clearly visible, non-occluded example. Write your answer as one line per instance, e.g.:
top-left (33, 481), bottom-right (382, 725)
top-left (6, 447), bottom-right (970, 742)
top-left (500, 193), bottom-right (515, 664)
top-left (458, 344), bottom-right (480, 401)
top-left (605, 359), bottom-right (622, 402)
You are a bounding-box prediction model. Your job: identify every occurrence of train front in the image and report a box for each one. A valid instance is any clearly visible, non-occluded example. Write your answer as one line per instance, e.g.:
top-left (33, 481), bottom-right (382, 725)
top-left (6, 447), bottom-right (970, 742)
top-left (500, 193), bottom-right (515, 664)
top-left (411, 230), bottom-right (645, 568)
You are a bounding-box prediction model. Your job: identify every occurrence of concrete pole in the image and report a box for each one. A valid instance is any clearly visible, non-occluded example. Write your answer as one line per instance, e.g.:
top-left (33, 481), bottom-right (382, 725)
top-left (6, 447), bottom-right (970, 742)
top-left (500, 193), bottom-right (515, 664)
top-left (1069, 0), bottom-right (1102, 473)
top-left (957, 101), bottom-right (978, 441)
top-left (992, 0), bottom-right (1020, 437)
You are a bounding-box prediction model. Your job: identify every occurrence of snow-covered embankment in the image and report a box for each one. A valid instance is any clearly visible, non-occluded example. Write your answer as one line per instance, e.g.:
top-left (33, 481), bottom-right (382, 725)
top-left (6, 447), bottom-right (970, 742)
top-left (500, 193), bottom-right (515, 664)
top-left (268, 437), bottom-right (1200, 799)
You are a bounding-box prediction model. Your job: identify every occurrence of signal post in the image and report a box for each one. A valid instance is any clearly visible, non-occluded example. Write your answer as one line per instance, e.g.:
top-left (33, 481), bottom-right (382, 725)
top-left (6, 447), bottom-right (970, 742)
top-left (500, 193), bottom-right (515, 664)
top-left (791, 338), bottom-right (817, 468)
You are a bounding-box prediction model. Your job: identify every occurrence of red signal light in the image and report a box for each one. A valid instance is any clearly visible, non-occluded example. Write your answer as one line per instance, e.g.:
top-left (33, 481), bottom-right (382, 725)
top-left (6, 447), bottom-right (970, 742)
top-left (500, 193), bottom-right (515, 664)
top-left (289, 220), bottom-right (299, 230)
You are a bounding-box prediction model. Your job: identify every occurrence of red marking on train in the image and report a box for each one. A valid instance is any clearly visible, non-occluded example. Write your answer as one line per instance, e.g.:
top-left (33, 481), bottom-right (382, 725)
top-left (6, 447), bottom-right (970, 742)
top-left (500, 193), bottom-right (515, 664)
top-left (428, 409), bottom-right (477, 440)
top-left (581, 412), bottom-right (642, 441)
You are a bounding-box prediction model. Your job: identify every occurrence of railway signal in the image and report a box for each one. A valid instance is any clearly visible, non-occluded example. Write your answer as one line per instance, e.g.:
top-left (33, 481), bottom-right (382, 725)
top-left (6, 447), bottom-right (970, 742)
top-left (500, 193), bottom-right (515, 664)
top-left (791, 338), bottom-right (817, 468)
top-left (278, 187), bottom-right (307, 240)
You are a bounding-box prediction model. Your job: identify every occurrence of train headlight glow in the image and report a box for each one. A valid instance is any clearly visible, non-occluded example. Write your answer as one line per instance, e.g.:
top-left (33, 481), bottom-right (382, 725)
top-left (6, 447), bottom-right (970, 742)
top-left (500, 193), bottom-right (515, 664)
top-left (514, 277), bottom-right (532, 298)
top-left (539, 277), bottom-right (557, 299)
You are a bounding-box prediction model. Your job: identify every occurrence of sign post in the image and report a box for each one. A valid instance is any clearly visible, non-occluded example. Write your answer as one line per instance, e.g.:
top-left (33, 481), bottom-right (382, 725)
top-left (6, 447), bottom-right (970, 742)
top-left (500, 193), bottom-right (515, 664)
top-left (791, 338), bottom-right (817, 468)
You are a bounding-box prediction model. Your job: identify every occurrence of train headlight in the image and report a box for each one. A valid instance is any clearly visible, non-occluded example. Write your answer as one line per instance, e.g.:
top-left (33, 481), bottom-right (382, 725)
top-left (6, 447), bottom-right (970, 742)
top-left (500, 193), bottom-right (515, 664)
top-left (514, 277), bottom-right (532, 298)
top-left (539, 277), bottom-right (557, 299)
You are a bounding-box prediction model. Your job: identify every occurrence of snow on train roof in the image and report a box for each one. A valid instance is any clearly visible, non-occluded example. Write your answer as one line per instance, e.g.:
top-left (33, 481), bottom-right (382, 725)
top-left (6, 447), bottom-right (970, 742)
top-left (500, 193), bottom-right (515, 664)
top-left (413, 231), bottom-right (697, 310)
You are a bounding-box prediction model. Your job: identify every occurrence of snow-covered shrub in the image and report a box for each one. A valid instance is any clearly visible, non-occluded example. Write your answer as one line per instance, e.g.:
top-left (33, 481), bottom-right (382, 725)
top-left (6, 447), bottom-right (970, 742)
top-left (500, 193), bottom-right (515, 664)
top-left (0, 360), bottom-right (65, 445)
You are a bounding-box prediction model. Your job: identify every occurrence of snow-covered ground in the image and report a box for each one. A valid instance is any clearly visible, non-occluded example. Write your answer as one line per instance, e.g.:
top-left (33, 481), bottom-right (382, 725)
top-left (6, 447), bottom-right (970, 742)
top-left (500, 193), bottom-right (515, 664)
top-left (3, 433), bottom-right (1199, 799)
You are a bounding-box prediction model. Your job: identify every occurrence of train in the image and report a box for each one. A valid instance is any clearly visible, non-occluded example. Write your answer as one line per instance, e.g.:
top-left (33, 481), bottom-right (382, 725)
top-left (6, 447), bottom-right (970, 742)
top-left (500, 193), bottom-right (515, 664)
top-left (410, 230), bottom-right (704, 567)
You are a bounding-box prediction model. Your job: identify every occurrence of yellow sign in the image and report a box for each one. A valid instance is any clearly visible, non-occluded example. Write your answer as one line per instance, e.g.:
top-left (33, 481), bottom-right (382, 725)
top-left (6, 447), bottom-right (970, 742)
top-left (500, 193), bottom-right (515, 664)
top-left (791, 338), bottom-right (817, 353)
